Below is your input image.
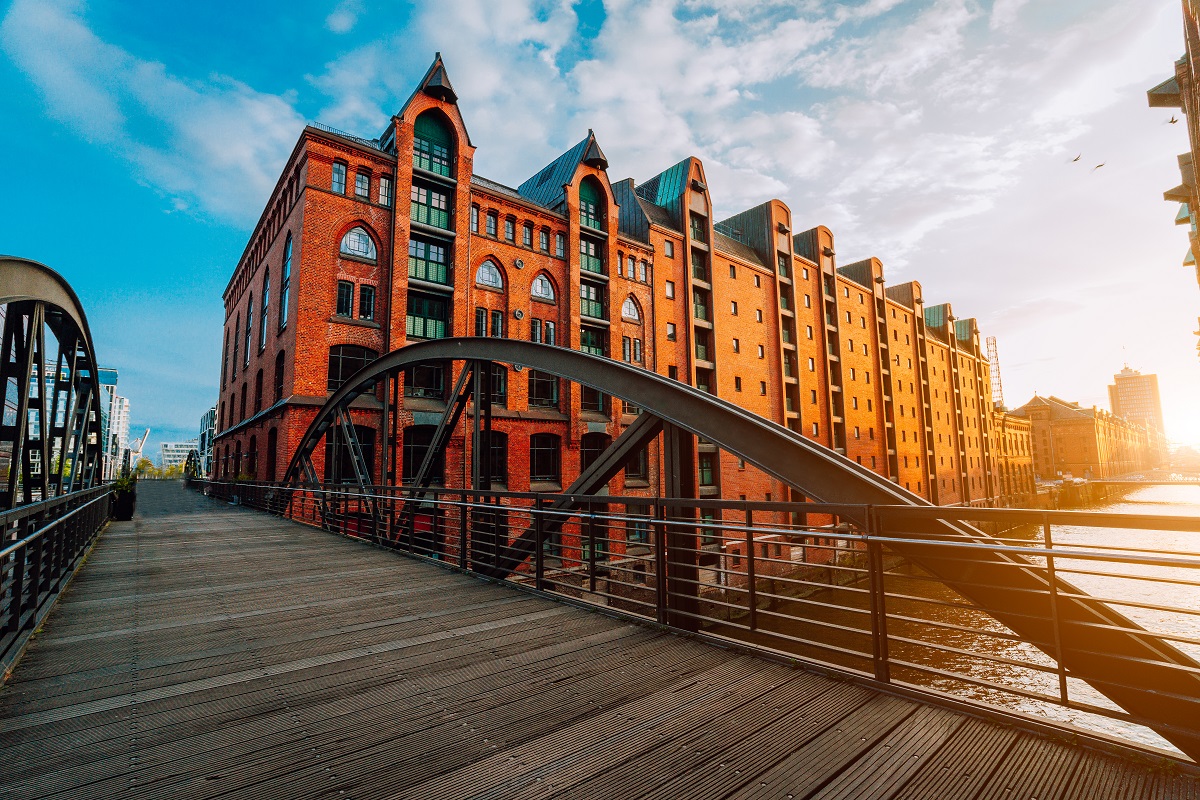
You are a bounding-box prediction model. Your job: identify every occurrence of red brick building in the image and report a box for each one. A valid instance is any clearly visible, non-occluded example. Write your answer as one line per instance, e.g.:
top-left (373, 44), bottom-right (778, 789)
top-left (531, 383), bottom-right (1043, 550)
top-left (1010, 395), bottom-right (1153, 480)
top-left (213, 54), bottom-right (1021, 508)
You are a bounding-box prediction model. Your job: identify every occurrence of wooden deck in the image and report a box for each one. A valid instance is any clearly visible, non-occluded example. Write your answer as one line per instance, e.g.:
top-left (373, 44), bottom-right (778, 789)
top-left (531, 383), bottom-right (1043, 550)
top-left (1, 482), bottom-right (1196, 800)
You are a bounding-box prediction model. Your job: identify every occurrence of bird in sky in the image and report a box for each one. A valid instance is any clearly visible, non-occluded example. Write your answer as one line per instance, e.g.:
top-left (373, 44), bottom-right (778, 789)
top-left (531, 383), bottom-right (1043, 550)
top-left (1093, 163), bottom-right (1105, 171)
top-left (1170, 115), bottom-right (1179, 124)
top-left (1071, 153), bottom-right (1081, 162)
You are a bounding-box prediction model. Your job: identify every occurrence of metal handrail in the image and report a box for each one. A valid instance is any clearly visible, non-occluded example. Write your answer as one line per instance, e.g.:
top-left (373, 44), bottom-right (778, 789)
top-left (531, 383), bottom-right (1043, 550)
top-left (191, 478), bottom-right (1200, 760)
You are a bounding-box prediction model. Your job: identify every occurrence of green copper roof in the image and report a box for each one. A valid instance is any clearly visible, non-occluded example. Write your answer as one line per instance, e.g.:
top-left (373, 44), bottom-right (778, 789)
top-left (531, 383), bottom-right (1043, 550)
top-left (517, 130), bottom-right (608, 210)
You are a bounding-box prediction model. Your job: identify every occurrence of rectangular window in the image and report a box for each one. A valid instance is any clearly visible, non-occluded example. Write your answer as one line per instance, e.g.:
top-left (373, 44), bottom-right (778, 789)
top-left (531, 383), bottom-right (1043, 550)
top-left (470, 204), bottom-right (479, 233)
top-left (755, 309), bottom-right (763, 322)
top-left (730, 300), bottom-right (738, 315)
top-left (355, 172), bottom-right (369, 199)
top-left (689, 213), bottom-right (707, 243)
top-left (812, 422), bottom-right (819, 436)
top-left (523, 223), bottom-right (533, 247)
top-left (490, 309), bottom-right (504, 337)
top-left (579, 237), bottom-right (603, 273)
top-left (411, 184), bottom-right (450, 228)
top-left (505, 218), bottom-right (515, 241)
top-left (633, 338), bottom-right (642, 362)
top-left (579, 282), bottom-right (605, 319)
top-left (530, 318), bottom-right (542, 342)
top-left (475, 307), bottom-right (487, 337)
top-left (664, 240), bottom-right (674, 258)
top-left (734, 377), bottom-right (742, 391)
top-left (758, 345), bottom-right (765, 358)
top-left (544, 321), bottom-right (556, 345)
top-left (555, 232), bottom-right (565, 257)
top-left (666, 322), bottom-right (676, 341)
top-left (331, 162), bottom-right (346, 194)
top-left (638, 261), bottom-right (647, 282)
top-left (259, 274), bottom-right (269, 350)
top-left (486, 211), bottom-right (497, 236)
top-left (359, 285), bottom-right (375, 321)
top-left (413, 134), bottom-right (451, 176)
top-left (759, 381), bottom-right (767, 396)
top-left (698, 452), bottom-right (716, 486)
top-left (729, 264), bottom-right (736, 279)
top-left (622, 336), bottom-right (631, 362)
top-left (336, 280), bottom-right (354, 317)
top-left (408, 238), bottom-right (449, 284)
top-left (778, 254), bottom-right (790, 278)
top-left (580, 326), bottom-right (605, 356)
top-left (406, 293), bottom-right (448, 339)
top-left (539, 229), bottom-right (549, 251)
top-left (665, 280), bottom-right (675, 299)
top-left (668, 365), bottom-right (678, 380)
top-left (806, 325), bottom-right (813, 339)
top-left (732, 338), bottom-right (740, 353)
top-left (810, 389), bottom-right (817, 403)
top-left (379, 175), bottom-right (393, 206)
top-left (528, 371), bottom-right (559, 408)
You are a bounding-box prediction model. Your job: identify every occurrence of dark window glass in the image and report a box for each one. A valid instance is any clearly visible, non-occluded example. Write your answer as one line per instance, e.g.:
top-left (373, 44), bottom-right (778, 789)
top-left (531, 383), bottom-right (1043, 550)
top-left (530, 318), bottom-right (542, 342)
top-left (544, 321), bottom-right (556, 345)
top-left (529, 433), bottom-right (561, 483)
top-left (259, 271), bottom-right (270, 350)
top-left (231, 316), bottom-right (240, 380)
top-left (273, 351), bottom-right (285, 402)
top-left (408, 237), bottom-right (449, 284)
top-left (580, 432), bottom-right (611, 471)
top-left (266, 428), bottom-right (277, 481)
top-left (254, 369), bottom-right (263, 413)
top-left (504, 218), bottom-right (515, 241)
top-left (327, 345), bottom-right (378, 392)
top-left (355, 172), bottom-right (369, 198)
top-left (528, 370), bottom-right (559, 408)
top-left (359, 285), bottom-right (375, 320)
top-left (336, 280), bottom-right (354, 316)
top-left (581, 387), bottom-right (606, 413)
top-left (486, 212), bottom-right (497, 236)
top-left (489, 364), bottom-right (508, 406)
top-left (244, 293), bottom-right (253, 367)
top-left (580, 326), bottom-right (605, 356)
top-left (403, 363), bottom-right (445, 399)
top-left (470, 204), bottom-right (479, 232)
top-left (626, 503), bottom-right (650, 543)
top-left (331, 162), bottom-right (346, 194)
top-left (483, 430), bottom-right (508, 486)
top-left (379, 175), bottom-right (393, 206)
top-left (402, 425), bottom-right (443, 484)
top-left (279, 234), bottom-right (292, 330)
top-left (698, 452), bottom-right (716, 486)
top-left (490, 309), bottom-right (504, 337)
top-left (522, 223), bottom-right (533, 247)
top-left (625, 447), bottom-right (648, 480)
top-left (475, 307), bottom-right (487, 337)
top-left (324, 424), bottom-right (376, 484)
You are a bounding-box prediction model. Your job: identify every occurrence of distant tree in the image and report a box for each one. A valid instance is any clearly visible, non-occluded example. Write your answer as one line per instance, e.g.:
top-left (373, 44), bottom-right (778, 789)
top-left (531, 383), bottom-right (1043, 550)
top-left (135, 458), bottom-right (156, 477)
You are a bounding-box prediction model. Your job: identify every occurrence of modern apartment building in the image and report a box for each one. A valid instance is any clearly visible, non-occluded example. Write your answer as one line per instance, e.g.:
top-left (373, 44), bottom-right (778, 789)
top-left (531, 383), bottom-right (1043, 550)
top-left (212, 54), bottom-right (1018, 507)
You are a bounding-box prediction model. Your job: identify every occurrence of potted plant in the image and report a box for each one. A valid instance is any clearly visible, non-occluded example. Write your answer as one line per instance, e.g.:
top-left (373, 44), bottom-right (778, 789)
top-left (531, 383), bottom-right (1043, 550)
top-left (112, 473), bottom-right (137, 521)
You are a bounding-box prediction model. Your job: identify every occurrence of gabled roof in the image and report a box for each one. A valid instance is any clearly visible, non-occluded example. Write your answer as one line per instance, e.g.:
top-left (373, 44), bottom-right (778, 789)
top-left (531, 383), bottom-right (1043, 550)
top-left (418, 52), bottom-right (458, 104)
top-left (635, 157), bottom-right (691, 210)
top-left (637, 195), bottom-right (677, 230)
top-left (517, 130), bottom-right (608, 211)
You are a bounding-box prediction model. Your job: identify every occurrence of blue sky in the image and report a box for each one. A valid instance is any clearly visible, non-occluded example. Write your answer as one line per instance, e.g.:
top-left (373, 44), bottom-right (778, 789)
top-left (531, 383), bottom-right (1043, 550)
top-left (2, 0), bottom-right (1199, 456)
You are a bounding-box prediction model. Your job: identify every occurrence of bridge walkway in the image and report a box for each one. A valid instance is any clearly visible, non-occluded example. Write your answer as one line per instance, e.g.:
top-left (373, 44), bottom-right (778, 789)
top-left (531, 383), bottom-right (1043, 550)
top-left (0, 482), bottom-right (1194, 799)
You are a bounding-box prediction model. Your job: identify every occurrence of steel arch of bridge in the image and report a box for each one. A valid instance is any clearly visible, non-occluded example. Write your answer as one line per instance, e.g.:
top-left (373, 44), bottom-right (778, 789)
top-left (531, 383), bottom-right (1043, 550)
top-left (283, 337), bottom-right (1200, 759)
top-left (0, 257), bottom-right (105, 510)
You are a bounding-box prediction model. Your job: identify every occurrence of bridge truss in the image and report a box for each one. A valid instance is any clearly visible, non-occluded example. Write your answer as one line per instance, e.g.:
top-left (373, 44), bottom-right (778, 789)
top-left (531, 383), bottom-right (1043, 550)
top-left (0, 257), bottom-right (105, 510)
top-left (280, 338), bottom-right (1200, 759)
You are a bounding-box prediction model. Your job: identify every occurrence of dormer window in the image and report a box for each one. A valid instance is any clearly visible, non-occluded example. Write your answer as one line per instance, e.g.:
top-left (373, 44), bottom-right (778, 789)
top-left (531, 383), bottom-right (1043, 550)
top-left (340, 227), bottom-right (377, 261)
top-left (579, 177), bottom-right (604, 229)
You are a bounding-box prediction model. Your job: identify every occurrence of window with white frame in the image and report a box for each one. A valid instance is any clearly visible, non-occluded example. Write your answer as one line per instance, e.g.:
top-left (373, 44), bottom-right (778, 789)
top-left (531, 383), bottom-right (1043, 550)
top-left (475, 260), bottom-right (503, 289)
top-left (340, 227), bottom-right (377, 260)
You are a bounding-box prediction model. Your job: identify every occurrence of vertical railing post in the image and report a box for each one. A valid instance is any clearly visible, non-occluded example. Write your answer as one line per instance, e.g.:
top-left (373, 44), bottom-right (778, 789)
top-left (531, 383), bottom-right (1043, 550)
top-left (654, 502), bottom-right (668, 625)
top-left (587, 500), bottom-right (597, 595)
top-left (534, 495), bottom-right (545, 592)
top-left (865, 506), bottom-right (891, 682)
top-left (1043, 513), bottom-right (1069, 705)
top-left (744, 507), bottom-right (757, 632)
top-left (458, 492), bottom-right (468, 570)
top-left (7, 544), bottom-right (26, 635)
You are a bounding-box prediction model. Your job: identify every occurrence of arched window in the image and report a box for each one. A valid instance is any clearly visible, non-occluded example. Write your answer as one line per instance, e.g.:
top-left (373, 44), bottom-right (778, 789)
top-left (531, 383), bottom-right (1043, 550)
top-left (259, 270), bottom-right (270, 350)
top-left (339, 227), bottom-right (377, 260)
top-left (248, 435), bottom-right (258, 479)
top-left (279, 234), bottom-right (292, 331)
top-left (273, 351), bottom-right (285, 402)
top-left (531, 274), bottom-right (556, 302)
top-left (254, 369), bottom-right (263, 414)
top-left (266, 428), bottom-right (278, 482)
top-left (475, 259), bottom-right (503, 289)
top-left (484, 431), bottom-right (508, 486)
top-left (327, 345), bottom-right (378, 392)
top-left (621, 296), bottom-right (641, 322)
top-left (579, 177), bottom-right (605, 229)
top-left (413, 111), bottom-right (455, 177)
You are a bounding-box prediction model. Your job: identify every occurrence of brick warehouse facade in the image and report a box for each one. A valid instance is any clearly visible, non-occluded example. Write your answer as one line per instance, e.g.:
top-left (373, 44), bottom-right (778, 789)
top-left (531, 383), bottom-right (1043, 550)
top-left (213, 54), bottom-right (1029, 509)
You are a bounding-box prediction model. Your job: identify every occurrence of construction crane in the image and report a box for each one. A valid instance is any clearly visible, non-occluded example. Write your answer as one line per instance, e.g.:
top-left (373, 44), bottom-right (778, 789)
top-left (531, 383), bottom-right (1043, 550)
top-left (986, 336), bottom-right (1005, 410)
top-left (129, 428), bottom-right (151, 466)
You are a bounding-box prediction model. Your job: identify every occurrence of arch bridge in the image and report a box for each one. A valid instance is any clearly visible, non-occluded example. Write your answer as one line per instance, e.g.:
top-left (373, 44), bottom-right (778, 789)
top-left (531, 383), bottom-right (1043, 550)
top-left (279, 337), bottom-right (1200, 761)
top-left (0, 257), bottom-right (106, 510)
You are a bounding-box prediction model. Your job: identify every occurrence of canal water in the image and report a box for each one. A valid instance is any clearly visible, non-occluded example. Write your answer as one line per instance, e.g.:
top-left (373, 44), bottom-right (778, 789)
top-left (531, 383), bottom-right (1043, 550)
top-left (738, 484), bottom-right (1200, 755)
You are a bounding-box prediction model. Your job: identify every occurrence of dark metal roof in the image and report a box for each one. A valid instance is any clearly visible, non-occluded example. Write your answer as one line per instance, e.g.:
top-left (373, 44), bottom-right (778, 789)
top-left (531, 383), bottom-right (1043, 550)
top-left (713, 232), bottom-right (764, 267)
top-left (636, 195), bottom-right (677, 230)
top-left (517, 130), bottom-right (607, 210)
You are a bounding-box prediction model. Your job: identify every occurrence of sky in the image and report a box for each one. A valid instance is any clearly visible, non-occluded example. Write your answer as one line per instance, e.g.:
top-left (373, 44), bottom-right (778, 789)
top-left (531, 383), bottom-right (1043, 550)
top-left (1, 0), bottom-right (1198, 458)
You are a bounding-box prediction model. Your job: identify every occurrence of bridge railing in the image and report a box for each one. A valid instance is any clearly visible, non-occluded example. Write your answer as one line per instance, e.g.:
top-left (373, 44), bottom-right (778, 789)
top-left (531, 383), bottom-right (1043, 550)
top-left (192, 478), bottom-right (1200, 759)
top-left (1, 484), bottom-right (112, 677)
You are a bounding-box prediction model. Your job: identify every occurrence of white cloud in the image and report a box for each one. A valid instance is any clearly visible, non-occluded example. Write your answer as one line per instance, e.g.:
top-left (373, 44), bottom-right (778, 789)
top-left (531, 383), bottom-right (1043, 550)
top-left (1, 0), bottom-right (305, 222)
top-left (326, 0), bottom-right (364, 33)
